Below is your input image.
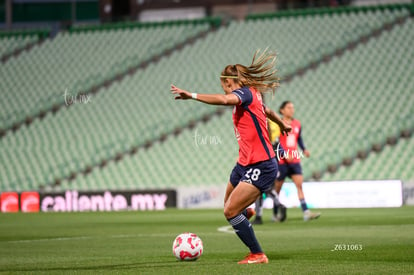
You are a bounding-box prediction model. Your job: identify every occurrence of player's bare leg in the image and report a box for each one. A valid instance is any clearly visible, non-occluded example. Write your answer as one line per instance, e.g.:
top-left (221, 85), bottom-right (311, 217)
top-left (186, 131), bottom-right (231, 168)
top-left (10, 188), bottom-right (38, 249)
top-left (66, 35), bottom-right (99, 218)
top-left (275, 180), bottom-right (283, 194)
top-left (291, 174), bottom-right (305, 200)
top-left (224, 181), bottom-right (261, 219)
top-left (224, 182), bottom-right (234, 205)
top-left (224, 182), bottom-right (256, 221)
top-left (291, 174), bottom-right (320, 221)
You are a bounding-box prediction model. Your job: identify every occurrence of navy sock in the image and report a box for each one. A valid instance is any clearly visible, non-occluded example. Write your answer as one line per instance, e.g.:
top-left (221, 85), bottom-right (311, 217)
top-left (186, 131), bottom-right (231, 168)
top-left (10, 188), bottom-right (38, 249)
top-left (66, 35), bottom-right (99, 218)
top-left (241, 209), bottom-right (248, 218)
top-left (255, 197), bottom-right (263, 218)
top-left (300, 199), bottom-right (308, 212)
top-left (228, 214), bottom-right (262, 254)
top-left (272, 191), bottom-right (280, 215)
top-left (273, 204), bottom-right (278, 215)
top-left (273, 201), bottom-right (279, 215)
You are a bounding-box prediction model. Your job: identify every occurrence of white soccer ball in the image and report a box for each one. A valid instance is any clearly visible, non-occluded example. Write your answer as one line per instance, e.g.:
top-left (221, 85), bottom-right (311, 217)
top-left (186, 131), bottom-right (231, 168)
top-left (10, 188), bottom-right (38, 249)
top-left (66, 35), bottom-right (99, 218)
top-left (172, 232), bottom-right (203, 261)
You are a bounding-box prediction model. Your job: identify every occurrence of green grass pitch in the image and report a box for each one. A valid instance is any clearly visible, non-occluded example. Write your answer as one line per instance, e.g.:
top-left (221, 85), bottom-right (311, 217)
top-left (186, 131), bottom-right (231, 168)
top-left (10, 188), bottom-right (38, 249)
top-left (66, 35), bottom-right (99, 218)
top-left (0, 207), bottom-right (413, 274)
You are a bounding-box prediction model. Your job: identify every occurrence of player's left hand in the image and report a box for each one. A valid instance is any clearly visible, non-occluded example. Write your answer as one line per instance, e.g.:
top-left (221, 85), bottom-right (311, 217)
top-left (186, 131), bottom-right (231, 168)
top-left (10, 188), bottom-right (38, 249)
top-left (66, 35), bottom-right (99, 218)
top-left (280, 121), bottom-right (292, 136)
top-left (171, 84), bottom-right (192, 100)
top-left (304, 149), bottom-right (310, 158)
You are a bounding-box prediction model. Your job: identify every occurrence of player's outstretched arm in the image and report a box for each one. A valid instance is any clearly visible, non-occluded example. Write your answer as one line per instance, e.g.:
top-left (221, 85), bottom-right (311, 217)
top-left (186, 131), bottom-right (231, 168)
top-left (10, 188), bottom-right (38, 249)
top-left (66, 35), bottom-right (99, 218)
top-left (264, 106), bottom-right (291, 136)
top-left (171, 84), bottom-right (240, 106)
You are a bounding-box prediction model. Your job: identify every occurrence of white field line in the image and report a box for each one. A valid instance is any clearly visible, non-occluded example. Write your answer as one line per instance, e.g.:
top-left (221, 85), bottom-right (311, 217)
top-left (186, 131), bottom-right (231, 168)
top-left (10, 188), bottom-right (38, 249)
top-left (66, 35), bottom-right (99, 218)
top-left (4, 230), bottom-right (235, 244)
top-left (217, 225), bottom-right (235, 234)
top-left (5, 236), bottom-right (94, 243)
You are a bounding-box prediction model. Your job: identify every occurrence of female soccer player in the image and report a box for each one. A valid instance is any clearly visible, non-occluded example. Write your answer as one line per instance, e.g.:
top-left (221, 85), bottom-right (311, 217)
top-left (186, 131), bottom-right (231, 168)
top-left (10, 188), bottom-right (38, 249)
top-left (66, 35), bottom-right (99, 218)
top-left (171, 50), bottom-right (290, 264)
top-left (273, 101), bottom-right (320, 222)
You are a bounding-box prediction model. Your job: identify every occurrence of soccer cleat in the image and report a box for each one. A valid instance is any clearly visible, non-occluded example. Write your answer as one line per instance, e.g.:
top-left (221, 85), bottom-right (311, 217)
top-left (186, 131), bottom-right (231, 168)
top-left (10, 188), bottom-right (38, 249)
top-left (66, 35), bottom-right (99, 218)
top-left (252, 216), bottom-right (263, 225)
top-left (245, 208), bottom-right (256, 220)
top-left (303, 210), bottom-right (321, 221)
top-left (238, 253), bottom-right (269, 264)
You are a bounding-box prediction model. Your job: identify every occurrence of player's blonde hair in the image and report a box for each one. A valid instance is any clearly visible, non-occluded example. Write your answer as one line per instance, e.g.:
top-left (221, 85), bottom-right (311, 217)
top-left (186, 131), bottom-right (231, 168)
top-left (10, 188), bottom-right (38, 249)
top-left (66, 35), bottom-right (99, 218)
top-left (220, 49), bottom-right (280, 94)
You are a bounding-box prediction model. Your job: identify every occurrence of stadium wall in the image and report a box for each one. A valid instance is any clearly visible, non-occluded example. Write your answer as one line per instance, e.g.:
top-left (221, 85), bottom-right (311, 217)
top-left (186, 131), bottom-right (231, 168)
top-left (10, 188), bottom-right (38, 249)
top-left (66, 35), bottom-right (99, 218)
top-left (175, 180), bottom-right (404, 209)
top-left (271, 180), bottom-right (403, 208)
top-left (1, 1), bottom-right (99, 22)
top-left (0, 189), bottom-right (177, 213)
top-left (403, 181), bottom-right (414, 205)
top-left (0, 180), bottom-right (408, 212)
top-left (176, 186), bottom-right (225, 209)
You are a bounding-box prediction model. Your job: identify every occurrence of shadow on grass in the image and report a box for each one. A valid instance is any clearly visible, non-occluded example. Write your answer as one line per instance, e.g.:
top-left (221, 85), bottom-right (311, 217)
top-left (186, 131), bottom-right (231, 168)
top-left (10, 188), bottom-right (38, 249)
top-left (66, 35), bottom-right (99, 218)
top-left (1, 260), bottom-right (193, 273)
top-left (266, 251), bottom-right (292, 261)
top-left (1, 256), bottom-right (229, 273)
top-left (1, 251), bottom-right (293, 273)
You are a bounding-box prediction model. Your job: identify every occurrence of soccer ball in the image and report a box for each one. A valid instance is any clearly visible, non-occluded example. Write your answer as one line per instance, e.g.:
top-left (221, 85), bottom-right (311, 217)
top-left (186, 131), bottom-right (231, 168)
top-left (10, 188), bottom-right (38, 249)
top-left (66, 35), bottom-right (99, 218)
top-left (172, 232), bottom-right (203, 261)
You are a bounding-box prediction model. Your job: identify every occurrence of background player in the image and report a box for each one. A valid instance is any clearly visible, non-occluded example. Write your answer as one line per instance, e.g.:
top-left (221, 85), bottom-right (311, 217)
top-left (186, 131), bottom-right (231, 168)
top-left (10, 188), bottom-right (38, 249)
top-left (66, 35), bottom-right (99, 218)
top-left (171, 50), bottom-right (290, 264)
top-left (253, 101), bottom-right (319, 223)
top-left (273, 101), bottom-right (320, 221)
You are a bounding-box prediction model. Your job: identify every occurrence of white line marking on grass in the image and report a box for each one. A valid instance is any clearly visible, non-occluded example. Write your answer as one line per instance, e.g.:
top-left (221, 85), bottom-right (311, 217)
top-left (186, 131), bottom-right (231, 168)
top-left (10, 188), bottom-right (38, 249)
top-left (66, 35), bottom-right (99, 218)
top-left (6, 236), bottom-right (93, 244)
top-left (110, 233), bottom-right (174, 238)
top-left (4, 234), bottom-right (169, 244)
top-left (5, 232), bottom-right (231, 244)
top-left (217, 225), bottom-right (264, 235)
top-left (217, 225), bottom-right (234, 234)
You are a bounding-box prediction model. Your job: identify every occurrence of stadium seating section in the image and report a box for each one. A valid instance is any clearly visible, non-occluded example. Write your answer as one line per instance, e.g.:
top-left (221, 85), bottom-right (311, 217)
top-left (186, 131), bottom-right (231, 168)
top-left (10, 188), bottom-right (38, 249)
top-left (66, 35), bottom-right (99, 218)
top-left (0, 29), bottom-right (48, 59)
top-left (0, 4), bottom-right (413, 192)
top-left (321, 137), bottom-right (414, 181)
top-left (0, 35), bottom-right (36, 57)
top-left (0, 22), bottom-right (210, 130)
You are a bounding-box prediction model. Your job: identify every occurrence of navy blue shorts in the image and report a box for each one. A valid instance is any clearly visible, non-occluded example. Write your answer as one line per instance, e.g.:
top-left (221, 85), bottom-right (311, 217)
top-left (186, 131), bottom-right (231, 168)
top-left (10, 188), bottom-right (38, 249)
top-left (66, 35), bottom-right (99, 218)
top-left (277, 163), bottom-right (302, 181)
top-left (229, 158), bottom-right (278, 193)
